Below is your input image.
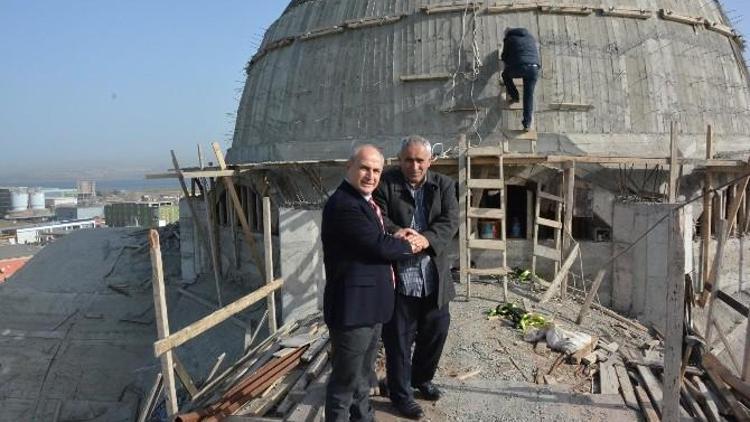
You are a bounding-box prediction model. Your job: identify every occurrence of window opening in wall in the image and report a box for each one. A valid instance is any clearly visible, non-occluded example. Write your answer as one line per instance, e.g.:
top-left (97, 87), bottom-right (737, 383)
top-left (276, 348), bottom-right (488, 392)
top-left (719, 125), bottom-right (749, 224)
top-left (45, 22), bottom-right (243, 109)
top-left (506, 185), bottom-right (529, 239)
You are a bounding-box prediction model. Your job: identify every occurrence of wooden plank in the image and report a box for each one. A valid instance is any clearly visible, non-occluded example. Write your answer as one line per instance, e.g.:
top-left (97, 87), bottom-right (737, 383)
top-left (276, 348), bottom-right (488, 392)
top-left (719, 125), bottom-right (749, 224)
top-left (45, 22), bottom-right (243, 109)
top-left (149, 230), bottom-right (178, 417)
top-left (538, 191), bottom-right (564, 202)
top-left (421, 2), bottom-right (482, 15)
top-left (485, 4), bottom-right (538, 14)
top-left (614, 365), bottom-right (639, 410)
top-left (548, 102), bottom-right (594, 111)
top-left (599, 359), bottom-right (619, 395)
top-left (137, 372), bottom-right (163, 422)
top-left (711, 318), bottom-right (742, 374)
top-left (668, 121), bottom-right (679, 203)
top-left (211, 142), bottom-right (266, 276)
top-left (539, 243), bottom-right (580, 303)
top-left (702, 168), bottom-right (713, 293)
top-left (703, 352), bottom-right (750, 401)
top-left (467, 267), bottom-right (510, 276)
top-left (662, 209), bottom-right (685, 422)
top-left (146, 169), bottom-right (236, 179)
top-left (704, 220), bottom-right (729, 342)
top-left (343, 15), bottom-right (403, 29)
top-left (691, 375), bottom-right (722, 422)
top-left (468, 238), bottom-right (506, 251)
top-left (703, 358), bottom-right (750, 420)
top-left (659, 9), bottom-right (705, 26)
top-left (634, 383), bottom-right (660, 422)
top-left (599, 7), bottom-right (652, 20)
top-left (458, 135), bottom-right (470, 298)
top-left (636, 365), bottom-right (663, 417)
top-left (202, 352), bottom-right (226, 388)
top-left (301, 333), bottom-right (329, 363)
top-left (154, 279), bottom-right (284, 357)
top-left (467, 207), bottom-right (504, 220)
top-left (503, 129), bottom-right (538, 140)
top-left (172, 353), bottom-right (199, 398)
top-left (534, 244), bottom-right (562, 262)
top-left (467, 179), bottom-right (506, 190)
top-left (299, 25), bottom-right (344, 41)
top-left (262, 197), bottom-right (278, 335)
top-left (537, 217), bottom-right (562, 229)
top-left (399, 73), bottom-right (452, 82)
top-left (467, 146), bottom-right (504, 157)
top-left (576, 269), bottom-right (607, 324)
top-left (681, 383), bottom-right (708, 422)
top-left (561, 164), bottom-right (575, 299)
top-left (539, 5), bottom-right (592, 15)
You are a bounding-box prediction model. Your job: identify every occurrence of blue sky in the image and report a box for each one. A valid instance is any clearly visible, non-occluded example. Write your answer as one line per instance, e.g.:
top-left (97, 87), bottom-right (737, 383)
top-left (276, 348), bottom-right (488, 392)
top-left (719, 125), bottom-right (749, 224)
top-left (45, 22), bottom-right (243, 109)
top-left (0, 1), bottom-right (748, 182)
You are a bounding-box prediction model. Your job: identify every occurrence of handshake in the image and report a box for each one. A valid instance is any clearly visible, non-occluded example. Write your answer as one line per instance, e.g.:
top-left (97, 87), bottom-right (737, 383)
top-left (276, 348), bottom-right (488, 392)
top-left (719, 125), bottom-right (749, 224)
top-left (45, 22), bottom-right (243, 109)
top-left (394, 228), bottom-right (429, 254)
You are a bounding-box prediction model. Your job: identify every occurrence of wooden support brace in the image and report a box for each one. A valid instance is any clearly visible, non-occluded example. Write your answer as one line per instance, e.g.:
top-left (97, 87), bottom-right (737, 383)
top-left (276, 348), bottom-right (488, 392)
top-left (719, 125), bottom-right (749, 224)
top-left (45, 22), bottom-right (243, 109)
top-left (149, 230), bottom-right (179, 417)
top-left (263, 197), bottom-right (278, 335)
top-left (211, 142), bottom-right (266, 276)
top-left (561, 163), bottom-right (575, 299)
top-left (662, 208), bottom-right (685, 422)
top-left (576, 269), bottom-right (606, 324)
top-left (668, 121), bottom-right (680, 203)
top-left (154, 278), bottom-right (284, 357)
top-left (539, 243), bottom-right (580, 303)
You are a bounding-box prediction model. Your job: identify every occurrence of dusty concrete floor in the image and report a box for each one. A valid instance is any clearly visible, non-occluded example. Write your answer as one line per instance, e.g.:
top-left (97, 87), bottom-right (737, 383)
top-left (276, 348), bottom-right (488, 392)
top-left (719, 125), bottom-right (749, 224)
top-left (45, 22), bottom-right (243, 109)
top-left (368, 280), bottom-right (644, 421)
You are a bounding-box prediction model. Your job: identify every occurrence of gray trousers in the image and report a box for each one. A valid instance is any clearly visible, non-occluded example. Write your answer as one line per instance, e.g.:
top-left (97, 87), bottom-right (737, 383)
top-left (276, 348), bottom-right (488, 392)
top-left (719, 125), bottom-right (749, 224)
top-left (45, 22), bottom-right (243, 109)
top-left (325, 324), bottom-right (381, 422)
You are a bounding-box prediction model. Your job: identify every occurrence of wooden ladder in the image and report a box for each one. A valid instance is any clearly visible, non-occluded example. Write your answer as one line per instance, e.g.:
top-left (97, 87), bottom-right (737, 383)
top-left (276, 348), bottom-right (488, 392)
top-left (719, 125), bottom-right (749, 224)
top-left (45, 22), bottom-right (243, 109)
top-left (458, 135), bottom-right (510, 300)
top-left (531, 182), bottom-right (564, 284)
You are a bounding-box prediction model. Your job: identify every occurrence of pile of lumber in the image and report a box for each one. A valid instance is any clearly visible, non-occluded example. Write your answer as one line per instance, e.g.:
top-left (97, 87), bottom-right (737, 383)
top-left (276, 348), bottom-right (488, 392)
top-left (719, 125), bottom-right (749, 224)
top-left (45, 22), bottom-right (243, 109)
top-left (173, 312), bottom-right (331, 421)
top-left (584, 332), bottom-right (750, 421)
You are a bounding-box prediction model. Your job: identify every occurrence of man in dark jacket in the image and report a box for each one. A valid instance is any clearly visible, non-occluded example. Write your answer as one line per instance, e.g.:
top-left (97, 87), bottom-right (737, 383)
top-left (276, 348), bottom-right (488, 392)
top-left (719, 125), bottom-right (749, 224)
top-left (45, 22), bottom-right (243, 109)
top-left (322, 144), bottom-right (419, 422)
top-left (501, 27), bottom-right (540, 131)
top-left (374, 136), bottom-right (459, 419)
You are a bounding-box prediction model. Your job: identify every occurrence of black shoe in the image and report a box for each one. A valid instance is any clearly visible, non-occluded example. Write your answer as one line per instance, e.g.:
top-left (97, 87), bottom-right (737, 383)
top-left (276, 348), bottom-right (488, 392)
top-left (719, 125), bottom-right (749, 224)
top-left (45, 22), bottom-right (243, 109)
top-left (413, 381), bottom-right (442, 401)
top-left (393, 399), bottom-right (424, 419)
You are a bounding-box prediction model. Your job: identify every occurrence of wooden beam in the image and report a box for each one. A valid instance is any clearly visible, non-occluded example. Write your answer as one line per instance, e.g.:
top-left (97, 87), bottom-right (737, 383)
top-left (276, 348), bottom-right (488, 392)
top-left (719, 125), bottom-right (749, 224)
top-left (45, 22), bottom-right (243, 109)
top-left (634, 383), bottom-right (660, 422)
top-left (170, 151), bottom-right (211, 260)
top-left (637, 365), bottom-right (664, 417)
top-left (137, 372), bottom-right (163, 422)
top-left (211, 142), bottom-right (266, 275)
top-left (561, 163), bottom-right (575, 299)
top-left (263, 197), bottom-right (278, 335)
top-left (458, 135), bottom-right (470, 298)
top-left (702, 356), bottom-right (750, 420)
top-left (172, 353), bottom-right (199, 398)
top-left (576, 269), bottom-right (606, 324)
top-left (703, 352), bottom-right (750, 400)
top-left (149, 230), bottom-right (179, 417)
top-left (702, 168), bottom-right (713, 293)
top-left (614, 364), bottom-right (639, 410)
top-left (539, 243), bottom-right (580, 303)
top-left (668, 121), bottom-right (680, 203)
top-left (704, 220), bottom-right (728, 342)
top-left (662, 209), bottom-right (685, 422)
top-left (690, 375), bottom-right (722, 422)
top-left (711, 318), bottom-right (742, 374)
top-left (154, 278), bottom-right (284, 357)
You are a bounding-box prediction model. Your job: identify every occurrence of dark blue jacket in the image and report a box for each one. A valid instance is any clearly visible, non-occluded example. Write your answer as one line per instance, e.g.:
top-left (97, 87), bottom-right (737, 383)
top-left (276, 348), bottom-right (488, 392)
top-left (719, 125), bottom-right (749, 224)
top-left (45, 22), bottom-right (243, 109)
top-left (501, 28), bottom-right (539, 68)
top-left (322, 181), bottom-right (413, 328)
top-left (374, 169), bottom-right (459, 309)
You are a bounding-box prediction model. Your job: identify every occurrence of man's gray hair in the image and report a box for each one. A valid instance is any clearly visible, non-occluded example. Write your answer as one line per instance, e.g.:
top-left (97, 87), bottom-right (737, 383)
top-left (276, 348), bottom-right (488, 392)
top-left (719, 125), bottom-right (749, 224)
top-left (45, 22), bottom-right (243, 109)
top-left (349, 144), bottom-right (384, 162)
top-left (400, 135), bottom-right (432, 156)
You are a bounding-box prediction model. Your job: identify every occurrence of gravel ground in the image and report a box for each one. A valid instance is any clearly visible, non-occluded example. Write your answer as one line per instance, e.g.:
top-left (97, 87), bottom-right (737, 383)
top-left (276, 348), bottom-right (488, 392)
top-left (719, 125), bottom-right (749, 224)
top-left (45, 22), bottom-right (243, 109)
top-left (372, 278), bottom-right (646, 421)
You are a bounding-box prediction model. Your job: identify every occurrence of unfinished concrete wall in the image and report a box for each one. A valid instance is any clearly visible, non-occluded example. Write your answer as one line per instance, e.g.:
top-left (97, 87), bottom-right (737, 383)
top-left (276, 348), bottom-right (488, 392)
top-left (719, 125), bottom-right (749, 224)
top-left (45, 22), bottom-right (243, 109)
top-left (278, 208), bottom-right (325, 324)
top-left (610, 202), bottom-right (691, 330)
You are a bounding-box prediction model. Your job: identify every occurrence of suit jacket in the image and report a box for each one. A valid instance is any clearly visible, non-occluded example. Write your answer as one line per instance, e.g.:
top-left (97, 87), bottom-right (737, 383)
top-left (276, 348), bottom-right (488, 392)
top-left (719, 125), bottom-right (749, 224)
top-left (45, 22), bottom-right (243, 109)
top-left (374, 168), bottom-right (459, 309)
top-left (322, 181), bottom-right (413, 329)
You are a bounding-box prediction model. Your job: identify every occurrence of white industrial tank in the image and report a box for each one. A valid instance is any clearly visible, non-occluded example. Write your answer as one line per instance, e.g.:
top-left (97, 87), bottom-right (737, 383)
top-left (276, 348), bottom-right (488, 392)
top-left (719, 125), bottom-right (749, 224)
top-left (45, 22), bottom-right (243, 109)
top-left (29, 188), bottom-right (45, 210)
top-left (10, 188), bottom-right (29, 212)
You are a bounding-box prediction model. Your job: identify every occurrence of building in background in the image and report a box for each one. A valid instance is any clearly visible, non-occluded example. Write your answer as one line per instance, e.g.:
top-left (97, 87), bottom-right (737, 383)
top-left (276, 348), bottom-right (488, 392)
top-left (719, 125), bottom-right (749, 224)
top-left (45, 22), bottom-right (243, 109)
top-left (45, 197), bottom-right (78, 208)
top-left (55, 205), bottom-right (105, 221)
top-left (77, 180), bottom-right (96, 204)
top-left (105, 201), bottom-right (178, 228)
top-left (2, 220), bottom-right (98, 244)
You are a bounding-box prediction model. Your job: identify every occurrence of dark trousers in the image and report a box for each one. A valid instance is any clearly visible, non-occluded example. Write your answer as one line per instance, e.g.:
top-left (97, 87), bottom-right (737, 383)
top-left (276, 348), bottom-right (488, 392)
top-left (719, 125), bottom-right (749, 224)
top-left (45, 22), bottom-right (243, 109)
top-left (502, 64), bottom-right (539, 128)
top-left (382, 293), bottom-right (450, 404)
top-left (326, 324), bottom-right (381, 422)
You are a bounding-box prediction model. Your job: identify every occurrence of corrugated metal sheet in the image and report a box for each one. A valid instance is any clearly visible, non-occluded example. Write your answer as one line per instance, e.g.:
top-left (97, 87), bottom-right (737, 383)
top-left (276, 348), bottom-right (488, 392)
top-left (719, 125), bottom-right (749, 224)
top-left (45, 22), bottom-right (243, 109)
top-left (227, 0), bottom-right (750, 163)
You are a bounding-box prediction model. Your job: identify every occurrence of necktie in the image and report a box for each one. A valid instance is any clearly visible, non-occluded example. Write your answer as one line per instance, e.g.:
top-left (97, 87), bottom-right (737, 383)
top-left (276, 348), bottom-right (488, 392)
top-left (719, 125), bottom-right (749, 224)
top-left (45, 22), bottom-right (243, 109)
top-left (369, 199), bottom-right (396, 288)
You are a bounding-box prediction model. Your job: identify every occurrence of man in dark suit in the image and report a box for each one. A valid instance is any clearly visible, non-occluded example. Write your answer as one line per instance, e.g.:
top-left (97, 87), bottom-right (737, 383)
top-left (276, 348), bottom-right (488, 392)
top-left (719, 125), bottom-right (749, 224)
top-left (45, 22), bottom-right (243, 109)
top-left (322, 144), bottom-right (419, 422)
top-left (501, 27), bottom-right (540, 131)
top-left (374, 136), bottom-right (459, 419)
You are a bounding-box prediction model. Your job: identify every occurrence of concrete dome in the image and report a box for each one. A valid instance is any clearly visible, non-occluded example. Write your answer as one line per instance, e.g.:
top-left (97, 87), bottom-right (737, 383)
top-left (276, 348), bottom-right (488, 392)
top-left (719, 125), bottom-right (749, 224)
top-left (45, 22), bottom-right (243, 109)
top-left (227, 0), bottom-right (750, 164)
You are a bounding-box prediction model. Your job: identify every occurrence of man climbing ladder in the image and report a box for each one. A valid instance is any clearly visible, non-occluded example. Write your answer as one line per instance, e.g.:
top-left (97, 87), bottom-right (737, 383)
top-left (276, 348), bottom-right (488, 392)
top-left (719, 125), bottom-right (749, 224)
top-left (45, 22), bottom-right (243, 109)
top-left (501, 28), bottom-right (540, 131)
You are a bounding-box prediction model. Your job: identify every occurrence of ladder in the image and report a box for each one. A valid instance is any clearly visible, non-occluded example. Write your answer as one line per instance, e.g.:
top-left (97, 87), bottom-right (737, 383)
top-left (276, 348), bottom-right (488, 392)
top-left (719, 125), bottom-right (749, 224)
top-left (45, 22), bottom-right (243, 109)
top-left (458, 135), bottom-right (509, 300)
top-left (531, 182), bottom-right (564, 285)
